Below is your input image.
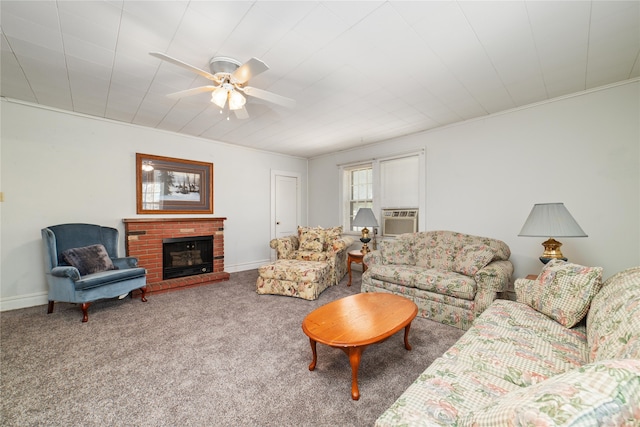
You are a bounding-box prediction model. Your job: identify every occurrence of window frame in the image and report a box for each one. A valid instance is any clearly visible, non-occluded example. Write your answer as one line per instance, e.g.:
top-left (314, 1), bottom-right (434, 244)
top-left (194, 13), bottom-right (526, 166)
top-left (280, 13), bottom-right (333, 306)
top-left (338, 151), bottom-right (425, 236)
top-left (345, 164), bottom-right (374, 232)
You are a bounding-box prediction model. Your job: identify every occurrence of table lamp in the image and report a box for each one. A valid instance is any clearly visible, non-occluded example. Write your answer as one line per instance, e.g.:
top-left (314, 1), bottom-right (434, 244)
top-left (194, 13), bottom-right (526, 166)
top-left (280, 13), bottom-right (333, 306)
top-left (518, 202), bottom-right (587, 263)
top-left (352, 208), bottom-right (378, 254)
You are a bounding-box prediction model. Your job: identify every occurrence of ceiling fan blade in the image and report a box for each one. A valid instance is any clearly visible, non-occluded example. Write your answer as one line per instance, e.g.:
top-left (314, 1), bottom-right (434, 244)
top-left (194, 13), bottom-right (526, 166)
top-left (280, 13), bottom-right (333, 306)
top-left (166, 86), bottom-right (217, 99)
top-left (241, 86), bottom-right (296, 109)
top-left (234, 106), bottom-right (250, 120)
top-left (149, 52), bottom-right (217, 81)
top-left (231, 57), bottom-right (269, 84)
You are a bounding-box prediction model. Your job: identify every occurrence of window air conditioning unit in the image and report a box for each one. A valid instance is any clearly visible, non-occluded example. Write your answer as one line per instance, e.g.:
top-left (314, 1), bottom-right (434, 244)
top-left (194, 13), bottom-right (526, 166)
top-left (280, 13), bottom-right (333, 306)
top-left (381, 209), bottom-right (418, 237)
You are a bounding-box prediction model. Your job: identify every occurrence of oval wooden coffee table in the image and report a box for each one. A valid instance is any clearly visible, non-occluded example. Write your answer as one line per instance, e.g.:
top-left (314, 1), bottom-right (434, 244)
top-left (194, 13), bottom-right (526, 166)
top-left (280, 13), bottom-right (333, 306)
top-left (301, 292), bottom-right (418, 400)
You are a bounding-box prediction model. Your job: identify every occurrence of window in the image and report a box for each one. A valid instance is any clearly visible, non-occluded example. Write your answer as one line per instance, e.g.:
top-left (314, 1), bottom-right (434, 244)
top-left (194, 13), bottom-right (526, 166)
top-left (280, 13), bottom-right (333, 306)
top-left (340, 151), bottom-right (424, 234)
top-left (345, 165), bottom-right (373, 231)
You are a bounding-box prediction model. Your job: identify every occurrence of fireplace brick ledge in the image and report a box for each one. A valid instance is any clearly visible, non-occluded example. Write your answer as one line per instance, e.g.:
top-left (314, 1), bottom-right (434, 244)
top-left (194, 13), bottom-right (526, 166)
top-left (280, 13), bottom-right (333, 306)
top-left (123, 218), bottom-right (229, 294)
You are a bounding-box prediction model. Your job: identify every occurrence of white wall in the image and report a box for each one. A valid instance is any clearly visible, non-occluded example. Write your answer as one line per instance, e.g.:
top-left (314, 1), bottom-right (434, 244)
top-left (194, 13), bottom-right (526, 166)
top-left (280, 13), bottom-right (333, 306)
top-left (309, 81), bottom-right (640, 282)
top-left (2, 81), bottom-right (638, 310)
top-left (0, 100), bottom-right (308, 310)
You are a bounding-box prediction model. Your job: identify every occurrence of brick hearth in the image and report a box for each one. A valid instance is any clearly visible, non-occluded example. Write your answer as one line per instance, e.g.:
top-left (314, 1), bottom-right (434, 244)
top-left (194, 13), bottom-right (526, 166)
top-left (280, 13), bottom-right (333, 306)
top-left (123, 218), bottom-right (229, 294)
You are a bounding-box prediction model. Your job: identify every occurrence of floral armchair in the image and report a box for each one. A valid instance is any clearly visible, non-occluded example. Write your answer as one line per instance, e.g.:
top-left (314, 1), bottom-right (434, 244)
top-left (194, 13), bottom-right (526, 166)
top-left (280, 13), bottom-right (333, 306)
top-left (269, 226), bottom-right (355, 285)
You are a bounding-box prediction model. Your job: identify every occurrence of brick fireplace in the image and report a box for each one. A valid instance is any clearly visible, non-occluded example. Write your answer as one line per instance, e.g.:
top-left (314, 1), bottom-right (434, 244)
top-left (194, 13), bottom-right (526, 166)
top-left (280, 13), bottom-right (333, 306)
top-left (123, 218), bottom-right (229, 294)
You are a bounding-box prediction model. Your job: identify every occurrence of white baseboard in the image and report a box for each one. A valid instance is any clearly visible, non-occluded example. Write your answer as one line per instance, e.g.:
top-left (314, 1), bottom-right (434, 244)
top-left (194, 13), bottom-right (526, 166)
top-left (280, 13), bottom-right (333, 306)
top-left (0, 260), bottom-right (270, 312)
top-left (0, 291), bottom-right (48, 312)
top-left (225, 259), bottom-right (269, 273)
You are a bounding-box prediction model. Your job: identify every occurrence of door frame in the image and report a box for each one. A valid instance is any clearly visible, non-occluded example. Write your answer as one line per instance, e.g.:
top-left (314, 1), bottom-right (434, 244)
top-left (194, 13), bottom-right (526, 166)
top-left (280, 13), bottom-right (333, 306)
top-left (271, 170), bottom-right (302, 259)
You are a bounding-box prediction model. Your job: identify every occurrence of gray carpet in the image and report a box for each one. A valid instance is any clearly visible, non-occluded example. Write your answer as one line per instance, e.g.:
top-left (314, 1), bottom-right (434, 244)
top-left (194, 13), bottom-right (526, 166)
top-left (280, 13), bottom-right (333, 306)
top-left (1, 269), bottom-right (464, 426)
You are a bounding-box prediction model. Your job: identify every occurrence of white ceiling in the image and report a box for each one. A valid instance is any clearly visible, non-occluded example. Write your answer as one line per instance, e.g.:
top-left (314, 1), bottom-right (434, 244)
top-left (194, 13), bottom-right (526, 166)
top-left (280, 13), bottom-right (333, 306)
top-left (2, 1), bottom-right (639, 158)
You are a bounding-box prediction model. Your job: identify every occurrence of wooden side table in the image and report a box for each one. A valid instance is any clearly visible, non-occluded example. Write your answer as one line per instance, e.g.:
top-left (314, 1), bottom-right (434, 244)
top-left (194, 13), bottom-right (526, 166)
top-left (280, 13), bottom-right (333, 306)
top-left (347, 250), bottom-right (367, 286)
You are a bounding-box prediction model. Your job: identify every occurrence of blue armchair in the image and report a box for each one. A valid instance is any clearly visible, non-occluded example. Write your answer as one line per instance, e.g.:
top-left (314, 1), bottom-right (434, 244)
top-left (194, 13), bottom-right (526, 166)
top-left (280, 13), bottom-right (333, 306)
top-left (42, 223), bottom-right (147, 322)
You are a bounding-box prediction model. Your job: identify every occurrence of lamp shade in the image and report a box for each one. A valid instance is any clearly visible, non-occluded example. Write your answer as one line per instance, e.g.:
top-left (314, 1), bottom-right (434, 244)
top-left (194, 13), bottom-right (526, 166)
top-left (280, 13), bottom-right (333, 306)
top-left (352, 208), bottom-right (378, 228)
top-left (518, 203), bottom-right (587, 237)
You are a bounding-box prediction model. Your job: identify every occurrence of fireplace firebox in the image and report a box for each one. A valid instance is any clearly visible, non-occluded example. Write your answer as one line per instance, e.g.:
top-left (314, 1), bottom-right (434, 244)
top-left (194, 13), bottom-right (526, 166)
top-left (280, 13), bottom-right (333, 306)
top-left (162, 235), bottom-right (213, 280)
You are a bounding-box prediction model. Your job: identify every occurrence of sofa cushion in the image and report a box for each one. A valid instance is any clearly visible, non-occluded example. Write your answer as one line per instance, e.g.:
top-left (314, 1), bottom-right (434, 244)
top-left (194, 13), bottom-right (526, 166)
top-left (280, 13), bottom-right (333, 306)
top-left (451, 299), bottom-right (589, 388)
top-left (258, 259), bottom-right (329, 283)
top-left (452, 244), bottom-right (495, 276)
top-left (73, 267), bottom-right (146, 290)
top-left (298, 226), bottom-right (325, 252)
top-left (295, 251), bottom-right (331, 262)
top-left (587, 266), bottom-right (640, 362)
top-left (368, 265), bottom-right (477, 300)
top-left (412, 231), bottom-right (510, 271)
top-left (381, 234), bottom-right (415, 266)
top-left (516, 259), bottom-right (603, 328)
top-left (413, 232), bottom-right (455, 270)
top-left (458, 359), bottom-right (640, 427)
top-left (62, 244), bottom-right (117, 276)
top-left (375, 354), bottom-right (521, 427)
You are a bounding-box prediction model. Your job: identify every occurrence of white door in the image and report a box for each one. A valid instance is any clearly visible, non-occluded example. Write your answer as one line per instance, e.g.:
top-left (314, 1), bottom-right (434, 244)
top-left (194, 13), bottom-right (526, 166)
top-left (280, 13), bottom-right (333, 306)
top-left (271, 172), bottom-right (300, 259)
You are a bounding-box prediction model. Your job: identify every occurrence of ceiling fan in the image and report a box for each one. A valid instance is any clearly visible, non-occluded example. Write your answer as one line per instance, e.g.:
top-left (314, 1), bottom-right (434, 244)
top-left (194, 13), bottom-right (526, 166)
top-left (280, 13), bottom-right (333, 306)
top-left (150, 52), bottom-right (296, 119)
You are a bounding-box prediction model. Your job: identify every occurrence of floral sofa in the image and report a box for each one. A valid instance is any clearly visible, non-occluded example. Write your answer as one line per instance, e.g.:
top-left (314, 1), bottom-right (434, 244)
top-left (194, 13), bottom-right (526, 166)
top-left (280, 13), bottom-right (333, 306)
top-left (376, 262), bottom-right (640, 426)
top-left (260, 226), bottom-right (355, 292)
top-left (362, 231), bottom-right (513, 330)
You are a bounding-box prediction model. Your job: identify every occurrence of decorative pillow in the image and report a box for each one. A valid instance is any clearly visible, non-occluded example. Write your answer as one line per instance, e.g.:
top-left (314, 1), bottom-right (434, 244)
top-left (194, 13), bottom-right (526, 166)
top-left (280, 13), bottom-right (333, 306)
top-left (458, 359), bottom-right (640, 427)
top-left (323, 226), bottom-right (343, 251)
top-left (381, 234), bottom-right (415, 266)
top-left (452, 244), bottom-right (495, 276)
top-left (298, 226), bottom-right (325, 252)
top-left (62, 244), bottom-right (117, 276)
top-left (516, 259), bottom-right (603, 328)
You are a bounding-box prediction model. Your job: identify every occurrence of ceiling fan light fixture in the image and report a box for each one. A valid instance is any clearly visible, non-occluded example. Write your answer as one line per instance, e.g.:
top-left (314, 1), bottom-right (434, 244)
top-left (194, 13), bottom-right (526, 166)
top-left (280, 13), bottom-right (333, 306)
top-left (228, 90), bottom-right (246, 110)
top-left (211, 87), bottom-right (228, 109)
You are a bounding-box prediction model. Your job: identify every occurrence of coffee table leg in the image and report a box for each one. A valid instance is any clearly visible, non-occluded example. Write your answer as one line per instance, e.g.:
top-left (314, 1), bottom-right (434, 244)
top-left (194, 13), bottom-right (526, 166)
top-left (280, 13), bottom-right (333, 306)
top-left (403, 322), bottom-right (413, 351)
top-left (347, 347), bottom-right (364, 400)
top-left (308, 338), bottom-right (318, 371)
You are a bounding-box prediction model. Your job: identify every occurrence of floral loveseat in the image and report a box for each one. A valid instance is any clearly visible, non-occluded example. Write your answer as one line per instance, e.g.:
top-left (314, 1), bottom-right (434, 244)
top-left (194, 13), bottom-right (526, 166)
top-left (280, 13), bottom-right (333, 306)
top-left (362, 231), bottom-right (513, 330)
top-left (268, 226), bottom-right (355, 285)
top-left (376, 262), bottom-right (640, 426)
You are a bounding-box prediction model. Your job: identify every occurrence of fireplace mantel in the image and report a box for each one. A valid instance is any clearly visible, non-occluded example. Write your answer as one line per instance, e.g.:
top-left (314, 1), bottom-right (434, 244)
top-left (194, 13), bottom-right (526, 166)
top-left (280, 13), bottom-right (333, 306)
top-left (123, 217), bottom-right (229, 294)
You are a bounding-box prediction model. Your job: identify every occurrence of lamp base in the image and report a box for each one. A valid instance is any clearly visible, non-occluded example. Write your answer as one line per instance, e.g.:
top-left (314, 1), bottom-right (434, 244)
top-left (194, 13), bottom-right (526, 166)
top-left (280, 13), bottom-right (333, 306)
top-left (539, 256), bottom-right (568, 264)
top-left (539, 238), bottom-right (567, 264)
top-left (360, 237), bottom-right (371, 254)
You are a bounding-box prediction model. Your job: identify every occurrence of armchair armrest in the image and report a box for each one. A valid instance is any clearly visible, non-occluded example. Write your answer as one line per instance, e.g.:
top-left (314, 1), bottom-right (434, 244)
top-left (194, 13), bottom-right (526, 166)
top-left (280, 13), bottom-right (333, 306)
top-left (50, 266), bottom-right (81, 281)
top-left (269, 235), bottom-right (299, 260)
top-left (112, 257), bottom-right (139, 269)
top-left (475, 260), bottom-right (514, 293)
top-left (330, 235), bottom-right (356, 254)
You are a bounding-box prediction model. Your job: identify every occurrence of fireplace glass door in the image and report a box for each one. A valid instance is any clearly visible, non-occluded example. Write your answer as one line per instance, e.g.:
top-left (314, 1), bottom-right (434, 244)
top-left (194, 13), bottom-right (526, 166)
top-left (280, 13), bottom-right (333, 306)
top-left (162, 235), bottom-right (213, 280)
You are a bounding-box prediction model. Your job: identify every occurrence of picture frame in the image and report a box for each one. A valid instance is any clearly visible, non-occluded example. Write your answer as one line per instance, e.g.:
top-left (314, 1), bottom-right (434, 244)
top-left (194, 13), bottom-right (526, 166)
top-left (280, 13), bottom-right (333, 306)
top-left (136, 153), bottom-right (213, 214)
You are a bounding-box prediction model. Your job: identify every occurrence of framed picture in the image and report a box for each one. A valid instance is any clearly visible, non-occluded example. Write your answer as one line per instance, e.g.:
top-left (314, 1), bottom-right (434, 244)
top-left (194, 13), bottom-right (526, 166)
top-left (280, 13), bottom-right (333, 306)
top-left (136, 153), bottom-right (213, 214)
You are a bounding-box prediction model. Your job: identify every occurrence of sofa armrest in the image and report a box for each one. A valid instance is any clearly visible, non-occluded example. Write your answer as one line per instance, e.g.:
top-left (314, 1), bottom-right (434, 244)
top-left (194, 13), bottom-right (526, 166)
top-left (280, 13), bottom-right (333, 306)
top-left (50, 266), bottom-right (81, 281)
top-left (269, 235), bottom-right (299, 259)
top-left (475, 260), bottom-right (514, 293)
top-left (112, 257), bottom-right (139, 269)
top-left (363, 249), bottom-right (383, 267)
top-left (471, 260), bottom-right (514, 316)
